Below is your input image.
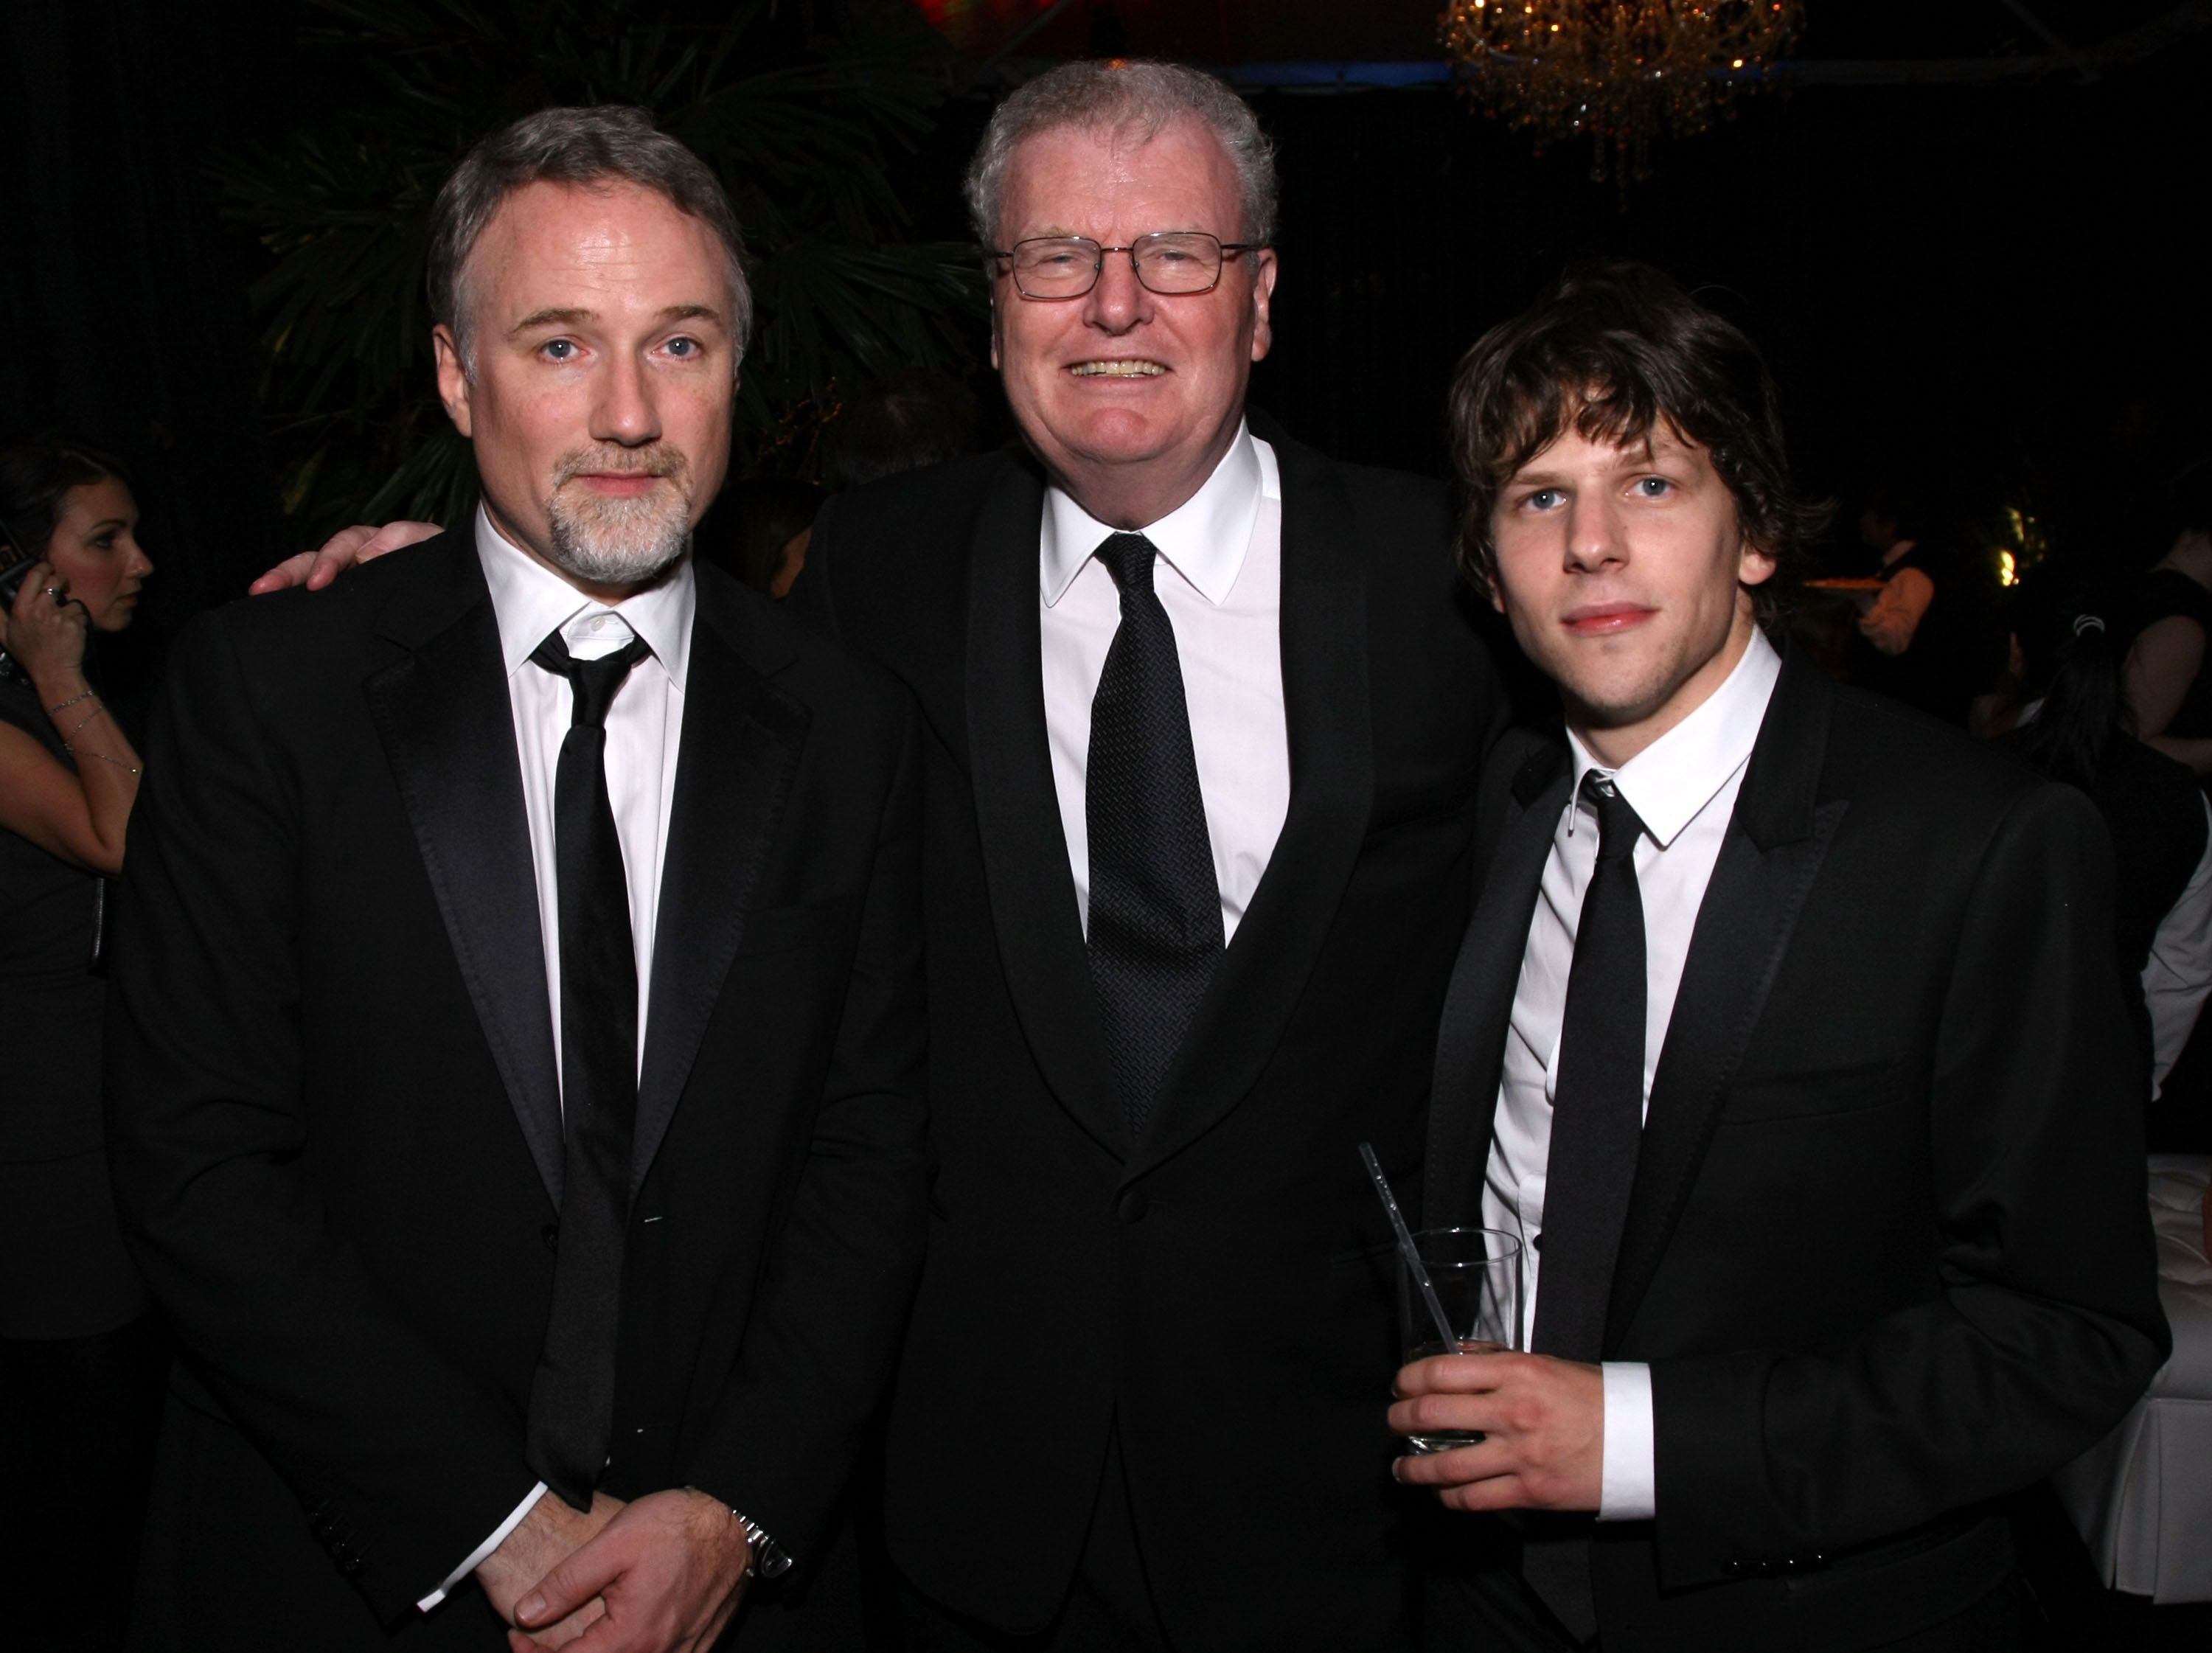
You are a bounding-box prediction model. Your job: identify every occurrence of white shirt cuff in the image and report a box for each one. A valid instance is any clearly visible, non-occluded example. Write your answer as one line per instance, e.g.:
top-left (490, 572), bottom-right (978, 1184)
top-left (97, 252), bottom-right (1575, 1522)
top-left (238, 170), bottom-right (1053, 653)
top-left (1596, 1362), bottom-right (1656, 1521)
top-left (416, 1483), bottom-right (548, 1612)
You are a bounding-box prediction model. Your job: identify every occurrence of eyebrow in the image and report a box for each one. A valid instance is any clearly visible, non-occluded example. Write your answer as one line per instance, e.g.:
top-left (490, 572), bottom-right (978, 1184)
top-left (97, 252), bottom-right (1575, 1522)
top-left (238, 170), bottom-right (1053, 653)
top-left (84, 518), bottom-right (131, 534)
top-left (507, 303), bottom-right (726, 335)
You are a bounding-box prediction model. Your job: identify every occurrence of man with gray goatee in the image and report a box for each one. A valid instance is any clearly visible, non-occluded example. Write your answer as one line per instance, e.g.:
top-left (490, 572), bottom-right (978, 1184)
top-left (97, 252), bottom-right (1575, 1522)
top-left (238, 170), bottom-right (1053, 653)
top-left (114, 106), bottom-right (928, 1652)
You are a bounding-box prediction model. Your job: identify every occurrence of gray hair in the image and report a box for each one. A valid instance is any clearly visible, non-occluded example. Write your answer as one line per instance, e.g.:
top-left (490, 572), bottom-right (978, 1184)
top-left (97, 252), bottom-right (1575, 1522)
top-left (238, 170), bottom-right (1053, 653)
top-left (427, 105), bottom-right (753, 375)
top-left (964, 60), bottom-right (1278, 250)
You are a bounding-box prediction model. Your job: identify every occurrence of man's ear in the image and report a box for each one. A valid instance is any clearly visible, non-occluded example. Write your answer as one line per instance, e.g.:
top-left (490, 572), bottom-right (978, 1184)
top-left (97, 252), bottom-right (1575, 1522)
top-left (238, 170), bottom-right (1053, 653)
top-left (1486, 568), bottom-right (1507, 614)
top-left (1737, 535), bottom-right (1778, 590)
top-left (432, 324), bottom-right (474, 439)
top-left (1249, 248), bottom-right (1279, 365)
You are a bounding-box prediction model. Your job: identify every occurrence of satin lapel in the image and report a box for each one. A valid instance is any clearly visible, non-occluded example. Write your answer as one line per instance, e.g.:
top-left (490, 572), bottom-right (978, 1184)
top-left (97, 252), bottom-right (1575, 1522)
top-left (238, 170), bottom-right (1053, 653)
top-left (1131, 442), bottom-right (1375, 1175)
top-left (1421, 754), bottom-right (1570, 1229)
top-left (964, 460), bottom-right (1127, 1155)
top-left (633, 574), bottom-right (805, 1191)
top-left (1604, 655), bottom-right (1845, 1348)
top-left (364, 541), bottom-right (564, 1207)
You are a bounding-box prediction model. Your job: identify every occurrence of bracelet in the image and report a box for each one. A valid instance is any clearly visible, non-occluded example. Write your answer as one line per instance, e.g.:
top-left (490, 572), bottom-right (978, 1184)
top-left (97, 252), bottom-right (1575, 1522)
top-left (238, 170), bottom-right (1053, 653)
top-left (65, 744), bottom-right (141, 776)
top-left (48, 689), bottom-right (95, 717)
top-left (70, 703), bottom-right (111, 738)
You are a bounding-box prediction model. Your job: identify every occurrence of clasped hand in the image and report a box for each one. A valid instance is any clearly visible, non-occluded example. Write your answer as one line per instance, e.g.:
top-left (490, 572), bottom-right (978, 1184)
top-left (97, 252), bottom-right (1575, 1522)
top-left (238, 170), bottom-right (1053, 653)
top-left (477, 1487), bottom-right (751, 1653)
top-left (1388, 1350), bottom-right (1606, 1514)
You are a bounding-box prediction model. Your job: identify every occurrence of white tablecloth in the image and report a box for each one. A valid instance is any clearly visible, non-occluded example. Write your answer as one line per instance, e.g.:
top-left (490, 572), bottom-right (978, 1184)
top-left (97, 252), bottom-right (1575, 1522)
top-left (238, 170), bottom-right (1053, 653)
top-left (2053, 1153), bottom-right (2212, 1602)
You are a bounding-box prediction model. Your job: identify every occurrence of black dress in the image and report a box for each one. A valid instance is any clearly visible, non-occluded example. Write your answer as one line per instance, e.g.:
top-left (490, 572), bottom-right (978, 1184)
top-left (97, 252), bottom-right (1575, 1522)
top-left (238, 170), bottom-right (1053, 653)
top-left (1, 659), bottom-right (168, 1653)
top-left (0, 663), bottom-right (145, 1338)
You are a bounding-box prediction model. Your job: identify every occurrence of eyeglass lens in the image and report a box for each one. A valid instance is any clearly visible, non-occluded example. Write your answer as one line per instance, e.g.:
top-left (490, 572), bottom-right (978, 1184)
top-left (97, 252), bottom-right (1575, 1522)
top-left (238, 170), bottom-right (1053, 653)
top-left (1008, 233), bottom-right (1232, 297)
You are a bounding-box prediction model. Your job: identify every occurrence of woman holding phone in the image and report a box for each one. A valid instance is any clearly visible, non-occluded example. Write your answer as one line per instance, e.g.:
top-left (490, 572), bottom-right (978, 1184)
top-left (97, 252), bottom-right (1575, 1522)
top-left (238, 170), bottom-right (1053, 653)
top-left (0, 438), bottom-right (158, 1652)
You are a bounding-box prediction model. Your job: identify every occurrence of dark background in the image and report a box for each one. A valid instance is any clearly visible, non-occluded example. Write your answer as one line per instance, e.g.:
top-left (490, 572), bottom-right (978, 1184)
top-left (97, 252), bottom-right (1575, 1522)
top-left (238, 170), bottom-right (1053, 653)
top-left (7, 0), bottom-right (2209, 644)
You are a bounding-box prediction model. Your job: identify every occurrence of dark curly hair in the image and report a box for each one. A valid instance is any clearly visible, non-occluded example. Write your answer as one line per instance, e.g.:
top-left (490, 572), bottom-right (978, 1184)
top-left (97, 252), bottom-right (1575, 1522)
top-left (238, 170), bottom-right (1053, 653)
top-left (0, 439), bottom-right (133, 563)
top-left (1446, 261), bottom-right (1828, 623)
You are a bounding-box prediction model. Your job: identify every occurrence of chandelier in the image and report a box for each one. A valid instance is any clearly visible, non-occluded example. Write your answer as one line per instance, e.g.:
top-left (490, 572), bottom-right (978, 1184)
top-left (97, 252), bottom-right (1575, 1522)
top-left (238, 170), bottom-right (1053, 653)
top-left (1439, 1), bottom-right (1806, 181)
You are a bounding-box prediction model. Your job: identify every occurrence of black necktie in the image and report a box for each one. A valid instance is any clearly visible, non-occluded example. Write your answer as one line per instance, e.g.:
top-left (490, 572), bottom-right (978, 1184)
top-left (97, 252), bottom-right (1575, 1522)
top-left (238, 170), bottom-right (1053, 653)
top-left (1524, 770), bottom-right (1649, 1640)
top-left (525, 626), bottom-right (653, 1508)
top-left (1085, 532), bottom-right (1224, 1135)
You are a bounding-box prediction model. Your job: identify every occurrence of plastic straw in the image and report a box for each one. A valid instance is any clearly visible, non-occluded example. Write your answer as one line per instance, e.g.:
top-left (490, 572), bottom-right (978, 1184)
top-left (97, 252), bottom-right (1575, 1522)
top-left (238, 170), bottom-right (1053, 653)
top-left (1357, 1142), bottom-right (1460, 1358)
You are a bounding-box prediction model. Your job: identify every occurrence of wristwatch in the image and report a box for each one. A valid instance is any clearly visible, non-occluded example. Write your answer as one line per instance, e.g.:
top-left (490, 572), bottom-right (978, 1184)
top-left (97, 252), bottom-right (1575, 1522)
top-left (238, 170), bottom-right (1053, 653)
top-left (687, 1486), bottom-right (794, 1582)
top-left (734, 1511), bottom-right (793, 1581)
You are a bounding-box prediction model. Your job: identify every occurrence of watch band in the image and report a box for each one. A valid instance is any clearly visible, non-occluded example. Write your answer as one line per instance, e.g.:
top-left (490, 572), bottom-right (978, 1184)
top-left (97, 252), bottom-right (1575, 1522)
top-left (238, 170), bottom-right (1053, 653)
top-left (685, 1486), bottom-right (795, 1582)
top-left (736, 1512), bottom-right (793, 1581)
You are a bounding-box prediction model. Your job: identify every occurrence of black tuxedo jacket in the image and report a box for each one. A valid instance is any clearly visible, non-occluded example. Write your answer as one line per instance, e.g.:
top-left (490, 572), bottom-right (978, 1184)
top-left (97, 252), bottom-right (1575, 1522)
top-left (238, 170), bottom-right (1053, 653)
top-left (792, 428), bottom-right (1505, 1651)
top-left (1421, 652), bottom-right (2169, 1651)
top-left (105, 537), bottom-right (928, 1649)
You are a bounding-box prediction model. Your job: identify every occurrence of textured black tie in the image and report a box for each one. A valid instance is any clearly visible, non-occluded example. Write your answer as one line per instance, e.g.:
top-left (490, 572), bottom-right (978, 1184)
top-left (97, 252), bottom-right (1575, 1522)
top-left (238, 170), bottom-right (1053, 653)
top-left (525, 626), bottom-right (652, 1508)
top-left (1525, 771), bottom-right (1649, 1640)
top-left (1085, 532), bottom-right (1223, 1135)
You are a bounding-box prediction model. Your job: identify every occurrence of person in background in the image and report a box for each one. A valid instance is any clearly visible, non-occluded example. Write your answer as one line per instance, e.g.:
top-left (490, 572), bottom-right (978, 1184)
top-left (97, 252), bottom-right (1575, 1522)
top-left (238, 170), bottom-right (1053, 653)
top-left (694, 476), bottom-right (826, 597)
top-left (1851, 487), bottom-right (1997, 725)
top-left (2002, 570), bottom-right (2212, 1096)
top-left (2121, 478), bottom-right (2212, 784)
top-left (1853, 489), bottom-right (1934, 659)
top-left (0, 438), bottom-right (160, 1653)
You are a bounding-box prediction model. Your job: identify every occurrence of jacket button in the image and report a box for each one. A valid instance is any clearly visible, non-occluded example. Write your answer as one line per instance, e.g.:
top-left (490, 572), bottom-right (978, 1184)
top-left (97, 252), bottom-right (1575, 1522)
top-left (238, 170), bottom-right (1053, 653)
top-left (1116, 1191), bottom-right (1150, 1224)
top-left (541, 1222), bottom-right (559, 1255)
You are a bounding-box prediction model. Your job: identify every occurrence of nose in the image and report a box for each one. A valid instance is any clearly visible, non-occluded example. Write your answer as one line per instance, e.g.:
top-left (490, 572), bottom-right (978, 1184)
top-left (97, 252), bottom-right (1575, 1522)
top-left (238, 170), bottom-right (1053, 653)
top-left (592, 349), bottom-right (661, 448)
top-left (1562, 494), bottom-right (1627, 574)
top-left (124, 535), bottom-right (154, 580)
top-left (1081, 246), bottom-right (1155, 335)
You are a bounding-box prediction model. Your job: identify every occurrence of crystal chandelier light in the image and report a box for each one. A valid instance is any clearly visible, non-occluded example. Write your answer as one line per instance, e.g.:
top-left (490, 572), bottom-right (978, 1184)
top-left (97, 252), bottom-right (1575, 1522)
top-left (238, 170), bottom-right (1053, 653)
top-left (1439, 1), bottom-right (1806, 180)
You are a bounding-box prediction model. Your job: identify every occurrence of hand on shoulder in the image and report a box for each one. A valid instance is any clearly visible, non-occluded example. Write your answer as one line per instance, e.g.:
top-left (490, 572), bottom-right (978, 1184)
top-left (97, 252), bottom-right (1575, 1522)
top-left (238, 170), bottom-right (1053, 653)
top-left (248, 521), bottom-right (443, 596)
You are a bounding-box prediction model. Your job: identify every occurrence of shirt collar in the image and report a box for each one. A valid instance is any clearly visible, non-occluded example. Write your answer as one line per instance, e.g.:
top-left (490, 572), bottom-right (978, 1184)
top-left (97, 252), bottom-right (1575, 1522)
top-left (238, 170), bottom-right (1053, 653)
top-left (474, 504), bottom-right (695, 692)
top-left (1566, 627), bottom-right (1782, 849)
top-left (1039, 420), bottom-right (1270, 608)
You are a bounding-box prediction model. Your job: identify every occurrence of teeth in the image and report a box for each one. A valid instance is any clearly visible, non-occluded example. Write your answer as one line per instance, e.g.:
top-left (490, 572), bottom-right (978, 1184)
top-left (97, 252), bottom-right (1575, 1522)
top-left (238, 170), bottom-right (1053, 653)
top-left (1070, 360), bottom-right (1166, 377)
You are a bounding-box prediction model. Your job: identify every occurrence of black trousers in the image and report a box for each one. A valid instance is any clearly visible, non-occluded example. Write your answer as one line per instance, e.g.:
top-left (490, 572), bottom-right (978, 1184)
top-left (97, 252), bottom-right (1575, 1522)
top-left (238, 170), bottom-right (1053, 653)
top-left (899, 1424), bottom-right (1172, 1653)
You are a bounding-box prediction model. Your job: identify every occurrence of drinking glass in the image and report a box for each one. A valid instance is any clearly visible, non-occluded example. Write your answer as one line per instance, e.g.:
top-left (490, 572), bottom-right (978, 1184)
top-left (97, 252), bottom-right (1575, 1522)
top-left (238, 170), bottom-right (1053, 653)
top-left (1397, 1225), bottom-right (1523, 1452)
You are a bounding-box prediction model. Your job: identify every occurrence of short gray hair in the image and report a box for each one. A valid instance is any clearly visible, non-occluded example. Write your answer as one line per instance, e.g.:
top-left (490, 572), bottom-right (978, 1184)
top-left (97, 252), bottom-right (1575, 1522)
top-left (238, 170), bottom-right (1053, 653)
top-left (964, 60), bottom-right (1278, 250)
top-left (427, 105), bottom-right (753, 375)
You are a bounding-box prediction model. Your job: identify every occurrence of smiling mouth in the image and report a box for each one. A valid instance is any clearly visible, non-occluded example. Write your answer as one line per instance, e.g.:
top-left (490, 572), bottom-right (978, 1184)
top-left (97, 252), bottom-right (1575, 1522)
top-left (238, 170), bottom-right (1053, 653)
top-left (1068, 360), bottom-right (1166, 378)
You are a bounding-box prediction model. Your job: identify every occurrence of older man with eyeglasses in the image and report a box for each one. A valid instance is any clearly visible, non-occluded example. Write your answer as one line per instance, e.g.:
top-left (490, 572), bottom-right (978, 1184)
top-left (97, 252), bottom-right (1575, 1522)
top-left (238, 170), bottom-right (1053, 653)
top-left (793, 61), bottom-right (1506, 1652)
top-left (262, 60), bottom-right (1506, 1652)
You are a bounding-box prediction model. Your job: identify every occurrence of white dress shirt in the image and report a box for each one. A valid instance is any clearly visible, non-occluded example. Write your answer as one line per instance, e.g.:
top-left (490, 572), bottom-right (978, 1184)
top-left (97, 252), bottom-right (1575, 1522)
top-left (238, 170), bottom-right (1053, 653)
top-left (1481, 630), bottom-right (1783, 1522)
top-left (418, 509), bottom-right (695, 1610)
top-left (1039, 422), bottom-right (1289, 944)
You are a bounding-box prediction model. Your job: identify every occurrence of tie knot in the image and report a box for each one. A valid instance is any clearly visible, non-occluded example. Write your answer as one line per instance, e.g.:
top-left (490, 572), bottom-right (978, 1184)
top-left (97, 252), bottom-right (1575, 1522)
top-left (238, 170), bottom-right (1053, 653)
top-left (532, 628), bottom-right (652, 730)
top-left (1093, 532), bottom-right (1158, 594)
top-left (1579, 771), bottom-right (1646, 863)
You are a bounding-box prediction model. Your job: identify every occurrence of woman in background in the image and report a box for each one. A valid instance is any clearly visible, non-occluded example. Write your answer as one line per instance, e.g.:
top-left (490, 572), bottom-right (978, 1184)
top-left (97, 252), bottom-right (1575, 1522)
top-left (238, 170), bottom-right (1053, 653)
top-left (0, 439), bottom-right (159, 1652)
top-left (2006, 569), bottom-right (2212, 1135)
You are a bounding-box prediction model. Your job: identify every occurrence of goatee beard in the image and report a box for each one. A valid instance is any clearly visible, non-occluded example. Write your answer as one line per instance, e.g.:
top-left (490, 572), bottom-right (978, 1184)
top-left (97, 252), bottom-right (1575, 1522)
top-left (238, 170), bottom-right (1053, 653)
top-left (543, 446), bottom-right (694, 586)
